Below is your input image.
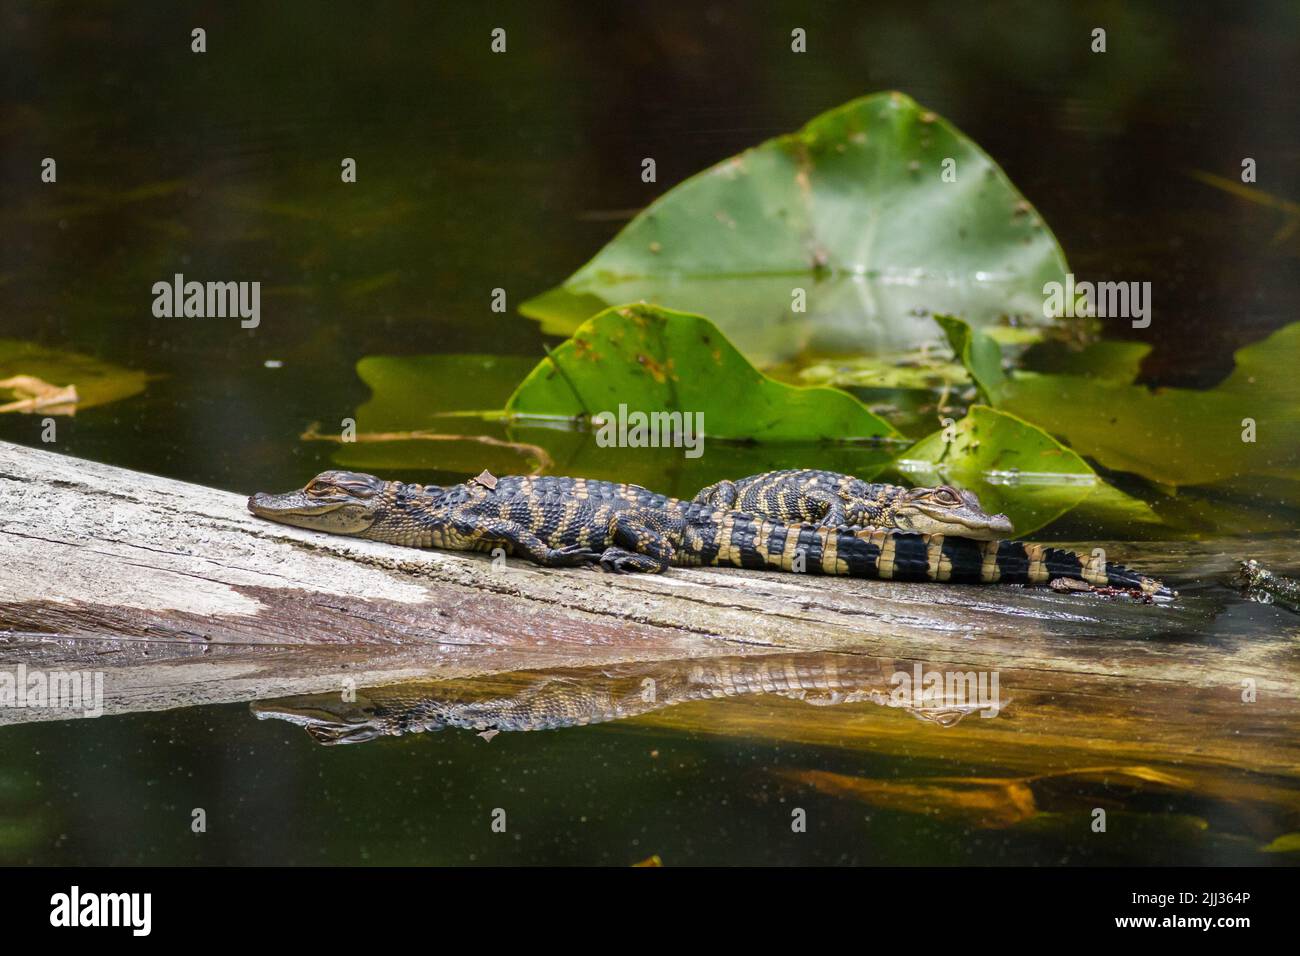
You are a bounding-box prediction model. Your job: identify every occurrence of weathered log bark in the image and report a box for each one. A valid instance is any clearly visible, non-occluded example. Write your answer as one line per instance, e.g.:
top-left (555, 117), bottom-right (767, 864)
top-left (1, 438), bottom-right (1297, 788)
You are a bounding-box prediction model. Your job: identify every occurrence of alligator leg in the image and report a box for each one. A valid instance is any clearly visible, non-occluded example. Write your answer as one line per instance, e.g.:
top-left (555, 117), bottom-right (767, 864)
top-left (598, 512), bottom-right (677, 573)
top-left (799, 491), bottom-right (850, 527)
top-left (692, 480), bottom-right (740, 509)
top-left (467, 518), bottom-right (601, 568)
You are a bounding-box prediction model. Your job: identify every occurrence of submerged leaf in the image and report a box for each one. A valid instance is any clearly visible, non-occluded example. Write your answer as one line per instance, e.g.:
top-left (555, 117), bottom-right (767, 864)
top-left (506, 303), bottom-right (901, 442)
top-left (0, 376), bottom-right (78, 414)
top-left (1018, 338), bottom-right (1150, 382)
top-left (0, 340), bottom-right (149, 413)
top-left (792, 348), bottom-right (971, 392)
top-left (522, 92), bottom-right (1068, 365)
top-left (784, 769), bottom-right (1039, 829)
top-left (1260, 833), bottom-right (1300, 854)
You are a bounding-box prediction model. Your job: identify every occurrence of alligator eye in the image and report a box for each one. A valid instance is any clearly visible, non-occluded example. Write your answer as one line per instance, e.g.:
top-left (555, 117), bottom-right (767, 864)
top-left (934, 487), bottom-right (961, 506)
top-left (305, 478), bottom-right (343, 497)
top-left (304, 472), bottom-right (382, 499)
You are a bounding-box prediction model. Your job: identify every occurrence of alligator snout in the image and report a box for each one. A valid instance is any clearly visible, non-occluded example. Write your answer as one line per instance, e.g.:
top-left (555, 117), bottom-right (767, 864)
top-left (988, 513), bottom-right (1014, 536)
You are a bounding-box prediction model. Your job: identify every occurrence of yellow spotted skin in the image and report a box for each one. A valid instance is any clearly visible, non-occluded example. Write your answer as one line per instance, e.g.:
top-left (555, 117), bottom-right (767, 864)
top-left (247, 470), bottom-right (1172, 595)
top-left (695, 470), bottom-right (900, 527)
top-left (692, 469), bottom-right (1014, 539)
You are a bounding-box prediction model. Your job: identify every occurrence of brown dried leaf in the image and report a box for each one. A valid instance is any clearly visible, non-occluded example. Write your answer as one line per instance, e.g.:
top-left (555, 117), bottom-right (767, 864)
top-left (0, 375), bottom-right (80, 415)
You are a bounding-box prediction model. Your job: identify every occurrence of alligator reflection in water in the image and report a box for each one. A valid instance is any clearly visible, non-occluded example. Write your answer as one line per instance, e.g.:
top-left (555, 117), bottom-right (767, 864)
top-left (252, 652), bottom-right (992, 745)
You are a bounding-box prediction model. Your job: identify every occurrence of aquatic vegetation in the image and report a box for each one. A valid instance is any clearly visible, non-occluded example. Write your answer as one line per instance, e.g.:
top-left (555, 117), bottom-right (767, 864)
top-left (996, 323), bottom-right (1300, 487)
top-left (506, 303), bottom-right (899, 442)
top-left (0, 340), bottom-right (149, 414)
top-left (523, 92), bottom-right (1070, 365)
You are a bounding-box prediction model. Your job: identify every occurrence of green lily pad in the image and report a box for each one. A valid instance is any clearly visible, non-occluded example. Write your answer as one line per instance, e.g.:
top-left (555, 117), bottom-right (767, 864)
top-left (332, 354), bottom-right (543, 475)
top-left (1018, 338), bottom-right (1150, 381)
top-left (506, 303), bottom-right (901, 442)
top-left (790, 347), bottom-right (971, 392)
top-left (898, 405), bottom-right (1102, 536)
top-left (1059, 479), bottom-right (1165, 538)
top-left (0, 340), bottom-right (149, 413)
top-left (354, 353), bottom-right (535, 429)
top-left (1142, 474), bottom-right (1300, 536)
top-left (522, 92), bottom-right (1069, 366)
top-left (999, 322), bottom-right (1300, 486)
top-left (898, 405), bottom-right (1163, 536)
top-left (335, 348), bottom-right (899, 487)
top-left (935, 313), bottom-right (1004, 403)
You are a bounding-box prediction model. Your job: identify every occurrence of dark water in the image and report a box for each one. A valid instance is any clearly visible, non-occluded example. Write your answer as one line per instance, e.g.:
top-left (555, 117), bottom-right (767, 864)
top-left (2, 1), bottom-right (1299, 865)
top-left (2, 700), bottom-right (1286, 866)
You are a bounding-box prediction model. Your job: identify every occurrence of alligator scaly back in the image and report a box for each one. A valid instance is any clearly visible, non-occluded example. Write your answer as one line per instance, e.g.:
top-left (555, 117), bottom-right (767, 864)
top-left (693, 468), bottom-right (1015, 539)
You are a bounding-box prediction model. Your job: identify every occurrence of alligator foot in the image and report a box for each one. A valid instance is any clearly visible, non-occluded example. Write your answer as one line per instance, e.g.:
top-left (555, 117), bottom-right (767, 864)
top-left (543, 544), bottom-right (603, 567)
top-left (598, 547), bottom-right (666, 574)
top-left (1049, 577), bottom-right (1153, 603)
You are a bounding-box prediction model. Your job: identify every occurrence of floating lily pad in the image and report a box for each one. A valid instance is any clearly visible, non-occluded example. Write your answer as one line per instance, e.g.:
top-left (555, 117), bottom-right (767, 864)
top-left (791, 348), bottom-right (971, 392)
top-left (0, 340), bottom-right (149, 413)
top-left (522, 92), bottom-right (1069, 365)
top-left (1018, 338), bottom-right (1150, 381)
top-left (899, 405), bottom-right (1163, 536)
top-left (506, 303), bottom-right (901, 442)
top-left (354, 353), bottom-right (535, 429)
top-left (999, 322), bottom-right (1300, 486)
top-left (899, 405), bottom-right (1101, 535)
top-left (332, 354), bottom-right (542, 475)
top-left (336, 341), bottom-right (899, 484)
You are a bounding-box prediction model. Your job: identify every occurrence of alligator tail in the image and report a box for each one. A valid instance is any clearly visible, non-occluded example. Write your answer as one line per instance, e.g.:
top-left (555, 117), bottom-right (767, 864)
top-left (971, 539), bottom-right (1174, 597)
top-left (684, 509), bottom-right (1173, 597)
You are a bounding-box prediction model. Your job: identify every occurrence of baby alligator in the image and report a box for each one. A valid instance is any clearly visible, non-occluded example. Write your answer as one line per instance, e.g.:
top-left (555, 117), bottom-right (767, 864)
top-left (421, 469), bottom-right (1013, 539)
top-left (694, 468), bottom-right (1013, 539)
top-left (248, 470), bottom-right (1171, 595)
